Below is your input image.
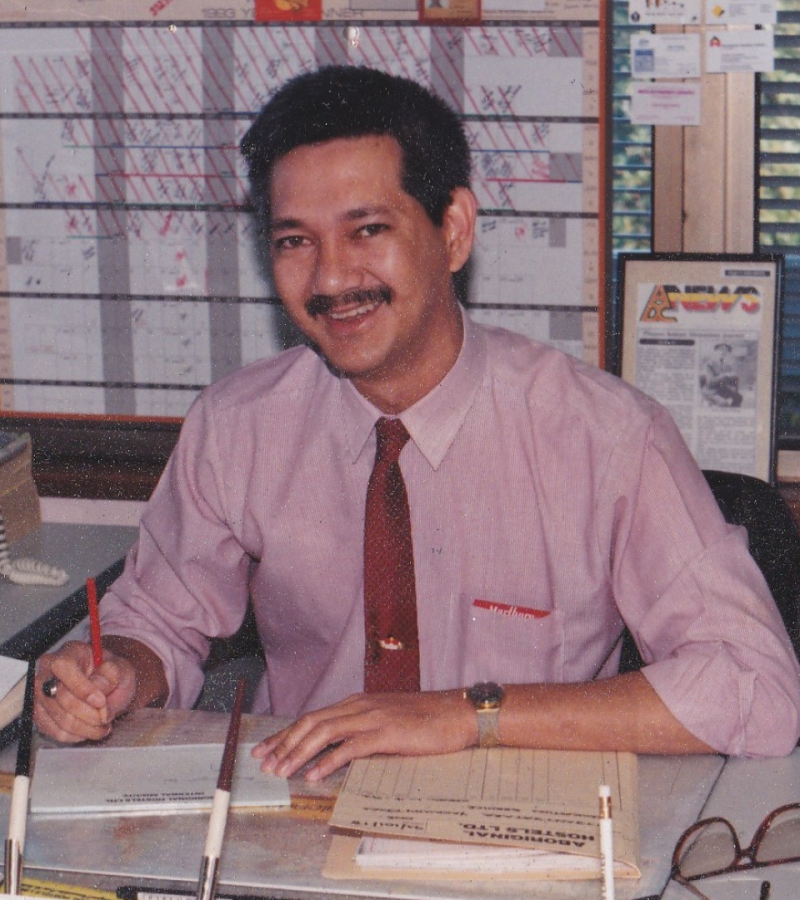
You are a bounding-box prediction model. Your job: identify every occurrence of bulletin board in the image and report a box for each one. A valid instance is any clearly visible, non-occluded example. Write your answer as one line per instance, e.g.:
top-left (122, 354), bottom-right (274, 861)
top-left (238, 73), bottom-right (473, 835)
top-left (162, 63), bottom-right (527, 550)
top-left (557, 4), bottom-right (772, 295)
top-left (0, 0), bottom-right (608, 423)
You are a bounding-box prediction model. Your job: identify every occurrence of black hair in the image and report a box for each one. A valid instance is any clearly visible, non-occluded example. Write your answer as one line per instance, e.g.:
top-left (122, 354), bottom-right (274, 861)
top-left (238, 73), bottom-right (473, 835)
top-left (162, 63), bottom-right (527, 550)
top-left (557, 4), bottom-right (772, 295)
top-left (240, 65), bottom-right (471, 229)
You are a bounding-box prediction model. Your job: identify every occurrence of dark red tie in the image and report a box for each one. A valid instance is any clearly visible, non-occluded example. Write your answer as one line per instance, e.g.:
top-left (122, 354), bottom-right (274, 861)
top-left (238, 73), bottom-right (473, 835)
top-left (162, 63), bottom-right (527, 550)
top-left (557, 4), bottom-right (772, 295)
top-left (363, 417), bottom-right (420, 693)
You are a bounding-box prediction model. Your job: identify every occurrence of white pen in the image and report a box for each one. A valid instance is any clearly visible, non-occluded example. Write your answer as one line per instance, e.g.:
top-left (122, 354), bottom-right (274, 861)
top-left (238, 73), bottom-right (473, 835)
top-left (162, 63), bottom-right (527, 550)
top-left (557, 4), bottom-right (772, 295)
top-left (4, 664), bottom-right (35, 895)
top-left (599, 784), bottom-right (615, 900)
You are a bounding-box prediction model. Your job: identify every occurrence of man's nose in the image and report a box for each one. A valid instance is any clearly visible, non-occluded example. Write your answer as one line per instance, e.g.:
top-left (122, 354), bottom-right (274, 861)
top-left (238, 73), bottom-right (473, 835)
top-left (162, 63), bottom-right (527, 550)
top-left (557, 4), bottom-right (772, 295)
top-left (312, 238), bottom-right (358, 297)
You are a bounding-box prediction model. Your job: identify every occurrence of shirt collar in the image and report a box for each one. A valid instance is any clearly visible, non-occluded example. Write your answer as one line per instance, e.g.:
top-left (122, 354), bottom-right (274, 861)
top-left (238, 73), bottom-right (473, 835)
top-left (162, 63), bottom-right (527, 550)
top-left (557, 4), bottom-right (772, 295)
top-left (338, 308), bottom-right (487, 470)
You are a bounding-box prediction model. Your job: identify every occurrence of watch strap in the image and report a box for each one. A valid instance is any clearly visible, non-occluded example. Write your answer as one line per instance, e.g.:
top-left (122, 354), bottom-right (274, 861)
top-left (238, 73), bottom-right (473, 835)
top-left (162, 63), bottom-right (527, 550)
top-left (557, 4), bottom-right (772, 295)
top-left (476, 707), bottom-right (501, 748)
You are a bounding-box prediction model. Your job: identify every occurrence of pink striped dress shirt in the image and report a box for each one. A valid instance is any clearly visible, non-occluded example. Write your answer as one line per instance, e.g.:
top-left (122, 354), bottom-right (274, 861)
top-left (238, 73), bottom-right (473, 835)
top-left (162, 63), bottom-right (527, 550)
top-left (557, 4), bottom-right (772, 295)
top-left (100, 312), bottom-right (800, 757)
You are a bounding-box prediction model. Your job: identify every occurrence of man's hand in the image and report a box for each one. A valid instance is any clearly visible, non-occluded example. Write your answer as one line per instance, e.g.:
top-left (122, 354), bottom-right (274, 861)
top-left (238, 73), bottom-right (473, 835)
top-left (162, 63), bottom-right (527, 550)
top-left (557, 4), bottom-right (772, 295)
top-left (34, 641), bottom-right (137, 744)
top-left (252, 675), bottom-right (715, 782)
top-left (252, 690), bottom-right (477, 782)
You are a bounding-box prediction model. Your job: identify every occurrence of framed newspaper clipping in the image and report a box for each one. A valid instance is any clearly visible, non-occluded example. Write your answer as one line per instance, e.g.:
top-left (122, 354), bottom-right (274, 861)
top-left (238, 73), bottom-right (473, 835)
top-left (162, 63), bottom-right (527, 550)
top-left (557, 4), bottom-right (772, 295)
top-left (618, 253), bottom-right (784, 483)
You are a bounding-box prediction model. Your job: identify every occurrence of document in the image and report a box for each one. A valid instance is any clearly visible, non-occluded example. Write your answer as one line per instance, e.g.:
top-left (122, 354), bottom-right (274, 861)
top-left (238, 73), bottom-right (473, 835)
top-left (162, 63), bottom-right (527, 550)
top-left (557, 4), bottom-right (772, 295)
top-left (29, 742), bottom-right (289, 816)
top-left (630, 33), bottom-right (701, 80)
top-left (630, 83), bottom-right (702, 127)
top-left (325, 748), bottom-right (639, 881)
top-left (0, 654), bottom-right (28, 730)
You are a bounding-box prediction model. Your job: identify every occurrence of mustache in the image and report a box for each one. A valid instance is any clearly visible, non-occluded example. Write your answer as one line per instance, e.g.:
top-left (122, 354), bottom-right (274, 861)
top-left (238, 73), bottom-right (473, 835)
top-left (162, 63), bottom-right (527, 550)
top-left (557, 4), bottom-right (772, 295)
top-left (305, 286), bottom-right (392, 318)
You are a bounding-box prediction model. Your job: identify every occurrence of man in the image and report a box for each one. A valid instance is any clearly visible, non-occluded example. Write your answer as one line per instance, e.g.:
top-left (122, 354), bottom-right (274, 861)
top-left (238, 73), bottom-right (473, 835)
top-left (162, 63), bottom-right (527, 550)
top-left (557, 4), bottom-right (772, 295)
top-left (700, 342), bottom-right (744, 408)
top-left (35, 67), bottom-right (800, 778)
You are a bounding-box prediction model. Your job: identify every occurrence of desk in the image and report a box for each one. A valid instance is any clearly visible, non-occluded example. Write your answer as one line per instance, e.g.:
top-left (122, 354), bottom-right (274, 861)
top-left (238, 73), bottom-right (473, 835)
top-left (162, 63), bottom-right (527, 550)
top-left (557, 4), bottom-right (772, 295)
top-left (0, 522), bottom-right (137, 660)
top-left (0, 709), bottom-right (725, 900)
top-left (661, 749), bottom-right (800, 900)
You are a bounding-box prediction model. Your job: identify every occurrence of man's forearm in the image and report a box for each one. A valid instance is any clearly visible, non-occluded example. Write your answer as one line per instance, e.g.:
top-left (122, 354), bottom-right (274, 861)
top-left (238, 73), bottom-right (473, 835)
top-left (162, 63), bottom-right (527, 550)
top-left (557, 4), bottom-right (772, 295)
top-left (102, 635), bottom-right (169, 710)
top-left (497, 672), bottom-right (713, 755)
top-left (255, 670), bottom-right (714, 782)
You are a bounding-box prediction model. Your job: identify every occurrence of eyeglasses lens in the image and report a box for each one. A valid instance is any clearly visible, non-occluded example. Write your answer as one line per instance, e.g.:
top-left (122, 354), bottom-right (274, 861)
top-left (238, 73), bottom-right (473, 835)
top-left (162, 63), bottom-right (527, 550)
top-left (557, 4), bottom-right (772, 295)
top-left (677, 820), bottom-right (738, 879)
top-left (755, 806), bottom-right (800, 864)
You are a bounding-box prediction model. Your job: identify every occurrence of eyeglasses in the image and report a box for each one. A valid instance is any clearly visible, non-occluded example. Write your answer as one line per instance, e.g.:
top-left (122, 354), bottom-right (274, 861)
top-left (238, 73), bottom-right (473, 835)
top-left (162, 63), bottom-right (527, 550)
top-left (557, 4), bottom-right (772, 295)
top-left (635, 802), bottom-right (800, 900)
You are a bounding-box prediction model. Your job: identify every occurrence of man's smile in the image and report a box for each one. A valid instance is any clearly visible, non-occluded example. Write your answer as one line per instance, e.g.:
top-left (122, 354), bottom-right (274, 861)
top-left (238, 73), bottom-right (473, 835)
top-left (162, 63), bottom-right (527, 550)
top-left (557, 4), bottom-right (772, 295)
top-left (305, 286), bottom-right (392, 320)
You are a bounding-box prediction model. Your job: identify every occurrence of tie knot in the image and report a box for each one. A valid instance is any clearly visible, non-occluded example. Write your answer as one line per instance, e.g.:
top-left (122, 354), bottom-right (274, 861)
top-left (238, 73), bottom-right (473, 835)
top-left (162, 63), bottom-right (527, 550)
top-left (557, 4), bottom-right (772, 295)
top-left (375, 417), bottom-right (410, 465)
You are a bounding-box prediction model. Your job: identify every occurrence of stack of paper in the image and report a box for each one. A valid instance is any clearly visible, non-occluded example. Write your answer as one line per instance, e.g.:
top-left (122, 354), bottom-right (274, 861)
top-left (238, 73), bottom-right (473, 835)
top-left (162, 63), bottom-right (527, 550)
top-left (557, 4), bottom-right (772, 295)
top-left (324, 747), bottom-right (640, 882)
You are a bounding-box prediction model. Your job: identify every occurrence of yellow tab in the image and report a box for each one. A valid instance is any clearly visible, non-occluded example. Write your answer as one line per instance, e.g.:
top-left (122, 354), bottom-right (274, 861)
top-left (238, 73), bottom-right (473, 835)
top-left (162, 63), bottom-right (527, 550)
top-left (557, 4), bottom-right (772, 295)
top-left (19, 877), bottom-right (118, 900)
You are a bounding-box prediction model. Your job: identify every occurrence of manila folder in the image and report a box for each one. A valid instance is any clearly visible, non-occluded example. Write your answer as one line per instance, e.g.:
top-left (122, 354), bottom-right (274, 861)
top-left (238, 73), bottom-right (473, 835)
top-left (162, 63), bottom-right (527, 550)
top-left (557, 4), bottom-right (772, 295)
top-left (325, 748), bottom-right (639, 881)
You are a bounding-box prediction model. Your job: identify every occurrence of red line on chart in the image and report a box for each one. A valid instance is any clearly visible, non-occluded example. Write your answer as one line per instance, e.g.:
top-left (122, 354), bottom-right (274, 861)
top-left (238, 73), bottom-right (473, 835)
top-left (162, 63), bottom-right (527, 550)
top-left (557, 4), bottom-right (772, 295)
top-left (177, 27), bottom-right (205, 108)
top-left (76, 26), bottom-right (121, 114)
top-left (387, 26), bottom-right (424, 84)
top-left (361, 29), bottom-right (394, 80)
top-left (44, 56), bottom-right (80, 115)
top-left (258, 28), bottom-right (294, 90)
top-left (200, 25), bottom-right (233, 108)
top-left (122, 32), bottom-right (155, 116)
top-left (16, 56), bottom-right (49, 115)
top-left (397, 26), bottom-right (429, 87)
top-left (233, 31), bottom-right (263, 106)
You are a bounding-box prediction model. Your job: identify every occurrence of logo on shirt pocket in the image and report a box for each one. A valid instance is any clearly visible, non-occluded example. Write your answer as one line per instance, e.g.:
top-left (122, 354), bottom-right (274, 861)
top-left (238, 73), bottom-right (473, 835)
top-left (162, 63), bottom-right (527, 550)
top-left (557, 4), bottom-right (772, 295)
top-left (443, 596), bottom-right (565, 686)
top-left (472, 599), bottom-right (551, 619)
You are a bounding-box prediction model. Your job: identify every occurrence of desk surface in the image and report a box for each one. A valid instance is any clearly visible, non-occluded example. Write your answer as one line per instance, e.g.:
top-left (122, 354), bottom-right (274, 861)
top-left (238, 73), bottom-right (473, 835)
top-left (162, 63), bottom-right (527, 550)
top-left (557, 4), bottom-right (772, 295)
top-left (0, 709), bottom-right (726, 900)
top-left (661, 750), bottom-right (800, 900)
top-left (0, 522), bottom-right (137, 659)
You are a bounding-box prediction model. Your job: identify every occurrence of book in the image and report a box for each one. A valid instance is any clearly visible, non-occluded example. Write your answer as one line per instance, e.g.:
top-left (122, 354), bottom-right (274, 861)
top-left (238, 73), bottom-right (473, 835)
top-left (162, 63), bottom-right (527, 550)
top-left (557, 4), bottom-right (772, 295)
top-left (0, 432), bottom-right (40, 544)
top-left (324, 747), bottom-right (640, 881)
top-left (0, 654), bottom-right (29, 730)
top-left (29, 742), bottom-right (290, 817)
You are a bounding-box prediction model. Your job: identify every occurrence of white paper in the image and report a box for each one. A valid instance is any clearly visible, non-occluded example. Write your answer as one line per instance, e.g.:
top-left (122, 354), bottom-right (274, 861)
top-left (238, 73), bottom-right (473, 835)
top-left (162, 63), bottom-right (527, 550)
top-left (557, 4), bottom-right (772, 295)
top-left (629, 0), bottom-right (701, 24)
top-left (630, 83), bottom-right (702, 126)
top-left (705, 0), bottom-right (776, 24)
top-left (0, 655), bottom-right (27, 703)
top-left (355, 836), bottom-right (602, 873)
top-left (631, 33), bottom-right (702, 80)
top-left (29, 742), bottom-right (290, 816)
top-left (706, 30), bottom-right (774, 72)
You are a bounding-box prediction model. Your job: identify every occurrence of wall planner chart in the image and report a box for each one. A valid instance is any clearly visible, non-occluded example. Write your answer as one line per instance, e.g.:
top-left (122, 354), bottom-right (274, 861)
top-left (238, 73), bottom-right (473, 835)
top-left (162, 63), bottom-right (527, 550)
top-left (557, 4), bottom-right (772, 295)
top-left (0, 0), bottom-right (607, 421)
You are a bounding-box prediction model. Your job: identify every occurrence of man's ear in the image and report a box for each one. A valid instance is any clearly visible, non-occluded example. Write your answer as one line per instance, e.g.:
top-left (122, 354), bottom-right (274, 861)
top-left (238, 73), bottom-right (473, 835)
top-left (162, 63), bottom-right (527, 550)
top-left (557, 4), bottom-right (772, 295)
top-left (442, 187), bottom-right (477, 274)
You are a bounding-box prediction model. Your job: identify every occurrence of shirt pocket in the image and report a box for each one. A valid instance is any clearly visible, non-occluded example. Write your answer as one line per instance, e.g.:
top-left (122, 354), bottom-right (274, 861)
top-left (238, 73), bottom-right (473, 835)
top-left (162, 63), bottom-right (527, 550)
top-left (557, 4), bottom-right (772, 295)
top-left (452, 596), bottom-right (566, 686)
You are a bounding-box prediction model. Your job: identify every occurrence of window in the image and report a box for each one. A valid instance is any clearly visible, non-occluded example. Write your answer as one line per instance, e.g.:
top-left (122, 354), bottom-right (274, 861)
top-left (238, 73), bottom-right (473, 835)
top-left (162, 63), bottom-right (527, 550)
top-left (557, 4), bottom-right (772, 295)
top-left (759, 3), bottom-right (800, 444)
top-left (610, 3), bottom-right (654, 366)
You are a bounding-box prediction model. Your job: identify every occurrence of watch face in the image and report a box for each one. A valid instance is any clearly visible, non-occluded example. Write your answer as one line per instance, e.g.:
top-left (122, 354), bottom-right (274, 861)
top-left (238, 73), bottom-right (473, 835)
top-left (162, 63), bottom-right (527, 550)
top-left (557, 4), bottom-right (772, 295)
top-left (467, 681), bottom-right (505, 709)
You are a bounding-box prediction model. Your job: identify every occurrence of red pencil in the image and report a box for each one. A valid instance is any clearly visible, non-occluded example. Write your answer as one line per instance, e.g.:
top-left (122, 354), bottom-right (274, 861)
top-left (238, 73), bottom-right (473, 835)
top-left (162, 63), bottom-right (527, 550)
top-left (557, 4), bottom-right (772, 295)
top-left (87, 577), bottom-right (103, 668)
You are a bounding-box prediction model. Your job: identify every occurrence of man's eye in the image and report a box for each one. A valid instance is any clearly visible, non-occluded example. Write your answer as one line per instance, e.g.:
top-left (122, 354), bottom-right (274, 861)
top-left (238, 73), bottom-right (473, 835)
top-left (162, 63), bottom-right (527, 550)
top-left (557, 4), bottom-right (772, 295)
top-left (358, 223), bottom-right (388, 238)
top-left (272, 235), bottom-right (307, 251)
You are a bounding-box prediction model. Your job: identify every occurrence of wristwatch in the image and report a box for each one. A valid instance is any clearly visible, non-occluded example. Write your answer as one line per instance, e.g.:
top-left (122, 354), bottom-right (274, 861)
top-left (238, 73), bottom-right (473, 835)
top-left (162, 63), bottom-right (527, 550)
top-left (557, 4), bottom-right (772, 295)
top-left (464, 681), bottom-right (505, 748)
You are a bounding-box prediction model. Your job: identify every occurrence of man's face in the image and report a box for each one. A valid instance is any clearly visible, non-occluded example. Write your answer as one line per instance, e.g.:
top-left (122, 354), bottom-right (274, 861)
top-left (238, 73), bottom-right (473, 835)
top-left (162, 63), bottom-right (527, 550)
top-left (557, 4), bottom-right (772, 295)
top-left (267, 134), bottom-right (474, 412)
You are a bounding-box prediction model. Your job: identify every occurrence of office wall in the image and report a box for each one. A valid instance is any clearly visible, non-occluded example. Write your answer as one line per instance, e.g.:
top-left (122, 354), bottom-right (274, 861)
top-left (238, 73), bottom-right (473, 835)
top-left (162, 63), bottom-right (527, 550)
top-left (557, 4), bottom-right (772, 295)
top-left (0, 4), bottom-right (608, 427)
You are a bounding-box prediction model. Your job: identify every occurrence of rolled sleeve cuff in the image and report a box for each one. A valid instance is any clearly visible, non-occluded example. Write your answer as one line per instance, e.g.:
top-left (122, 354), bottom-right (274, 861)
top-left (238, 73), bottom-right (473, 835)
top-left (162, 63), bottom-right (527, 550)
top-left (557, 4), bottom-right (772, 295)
top-left (643, 646), bottom-right (800, 757)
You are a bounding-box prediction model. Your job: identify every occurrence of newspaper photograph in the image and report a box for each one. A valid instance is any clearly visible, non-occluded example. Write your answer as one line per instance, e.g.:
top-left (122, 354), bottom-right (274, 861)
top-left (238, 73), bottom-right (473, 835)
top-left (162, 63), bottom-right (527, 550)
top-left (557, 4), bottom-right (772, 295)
top-left (620, 255), bottom-right (782, 481)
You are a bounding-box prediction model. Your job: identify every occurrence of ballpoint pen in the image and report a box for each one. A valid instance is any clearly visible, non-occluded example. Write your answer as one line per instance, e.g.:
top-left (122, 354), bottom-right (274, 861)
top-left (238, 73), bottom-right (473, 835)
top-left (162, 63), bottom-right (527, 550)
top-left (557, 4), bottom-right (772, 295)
top-left (4, 663), bottom-right (36, 895)
top-left (196, 678), bottom-right (247, 900)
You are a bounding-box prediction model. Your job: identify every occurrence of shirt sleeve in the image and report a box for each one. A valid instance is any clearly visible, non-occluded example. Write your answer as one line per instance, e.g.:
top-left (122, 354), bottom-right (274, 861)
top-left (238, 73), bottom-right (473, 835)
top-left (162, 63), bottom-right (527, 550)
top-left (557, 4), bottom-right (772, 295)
top-left (99, 393), bottom-right (252, 709)
top-left (605, 404), bottom-right (800, 757)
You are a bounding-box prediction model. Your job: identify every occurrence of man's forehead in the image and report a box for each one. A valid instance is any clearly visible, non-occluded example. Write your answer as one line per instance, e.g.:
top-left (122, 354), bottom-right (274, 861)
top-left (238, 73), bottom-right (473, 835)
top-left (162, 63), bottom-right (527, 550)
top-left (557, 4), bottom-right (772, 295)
top-left (267, 135), bottom-right (412, 221)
